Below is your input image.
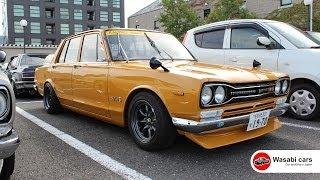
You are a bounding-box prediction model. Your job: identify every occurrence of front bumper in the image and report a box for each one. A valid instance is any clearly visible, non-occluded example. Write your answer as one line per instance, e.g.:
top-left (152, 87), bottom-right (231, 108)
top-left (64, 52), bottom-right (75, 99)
top-left (0, 129), bottom-right (20, 159)
top-left (15, 81), bottom-right (35, 89)
top-left (172, 103), bottom-right (289, 134)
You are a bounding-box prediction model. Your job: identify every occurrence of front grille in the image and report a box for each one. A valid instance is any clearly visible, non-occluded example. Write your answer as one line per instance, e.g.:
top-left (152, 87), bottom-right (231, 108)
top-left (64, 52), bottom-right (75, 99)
top-left (22, 72), bottom-right (35, 78)
top-left (222, 99), bottom-right (275, 119)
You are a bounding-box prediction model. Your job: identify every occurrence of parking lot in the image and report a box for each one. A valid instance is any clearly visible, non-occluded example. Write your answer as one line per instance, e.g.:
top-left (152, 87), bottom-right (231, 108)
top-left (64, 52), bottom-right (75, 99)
top-left (11, 96), bottom-right (320, 180)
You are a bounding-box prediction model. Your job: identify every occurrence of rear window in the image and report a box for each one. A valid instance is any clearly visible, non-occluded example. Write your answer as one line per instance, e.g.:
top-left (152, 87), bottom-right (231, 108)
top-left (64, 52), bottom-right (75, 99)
top-left (65, 37), bottom-right (81, 63)
top-left (194, 29), bottom-right (225, 49)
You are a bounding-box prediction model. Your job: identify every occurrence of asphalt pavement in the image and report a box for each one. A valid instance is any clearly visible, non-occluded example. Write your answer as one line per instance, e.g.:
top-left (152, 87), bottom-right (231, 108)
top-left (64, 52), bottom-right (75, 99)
top-left (10, 96), bottom-right (320, 180)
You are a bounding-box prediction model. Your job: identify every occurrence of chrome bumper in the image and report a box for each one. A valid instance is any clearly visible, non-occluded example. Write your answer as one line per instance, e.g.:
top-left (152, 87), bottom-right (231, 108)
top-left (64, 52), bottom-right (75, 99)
top-left (0, 129), bottom-right (20, 159)
top-left (172, 103), bottom-right (289, 134)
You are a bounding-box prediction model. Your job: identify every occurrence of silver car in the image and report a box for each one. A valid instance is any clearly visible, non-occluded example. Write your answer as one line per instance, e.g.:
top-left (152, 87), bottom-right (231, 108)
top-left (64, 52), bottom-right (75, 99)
top-left (0, 50), bottom-right (20, 179)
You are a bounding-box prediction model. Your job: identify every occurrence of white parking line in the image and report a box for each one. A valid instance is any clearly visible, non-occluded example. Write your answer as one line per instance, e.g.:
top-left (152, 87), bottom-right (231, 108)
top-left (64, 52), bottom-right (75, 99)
top-left (16, 107), bottom-right (151, 180)
top-left (282, 122), bottom-right (320, 131)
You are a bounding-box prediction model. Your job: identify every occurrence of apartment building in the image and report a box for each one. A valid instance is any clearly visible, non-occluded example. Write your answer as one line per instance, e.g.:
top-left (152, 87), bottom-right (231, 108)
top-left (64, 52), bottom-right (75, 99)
top-left (1, 0), bottom-right (124, 45)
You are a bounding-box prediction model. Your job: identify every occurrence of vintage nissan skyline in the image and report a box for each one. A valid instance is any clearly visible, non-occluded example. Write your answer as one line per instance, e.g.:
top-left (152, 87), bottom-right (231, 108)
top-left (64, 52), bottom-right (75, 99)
top-left (34, 29), bottom-right (290, 150)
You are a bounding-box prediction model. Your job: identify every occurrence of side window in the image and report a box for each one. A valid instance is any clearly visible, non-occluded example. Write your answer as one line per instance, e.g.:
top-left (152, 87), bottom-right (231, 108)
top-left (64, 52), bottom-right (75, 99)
top-left (65, 37), bottom-right (81, 63)
top-left (9, 57), bottom-right (19, 69)
top-left (58, 40), bottom-right (70, 63)
top-left (231, 27), bottom-right (267, 49)
top-left (81, 34), bottom-right (106, 62)
top-left (195, 29), bottom-right (225, 49)
top-left (81, 34), bottom-right (98, 62)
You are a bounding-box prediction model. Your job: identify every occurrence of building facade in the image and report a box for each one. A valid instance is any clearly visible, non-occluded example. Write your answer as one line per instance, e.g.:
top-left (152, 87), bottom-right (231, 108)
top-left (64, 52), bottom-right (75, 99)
top-left (128, 0), bottom-right (302, 31)
top-left (1, 0), bottom-right (124, 45)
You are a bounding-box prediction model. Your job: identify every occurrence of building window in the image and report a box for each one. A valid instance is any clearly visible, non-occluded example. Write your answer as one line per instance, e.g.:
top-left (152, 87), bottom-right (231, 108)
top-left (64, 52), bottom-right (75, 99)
top-left (87, 11), bottom-right (95, 21)
top-left (135, 25), bottom-right (140, 29)
top-left (74, 9), bottom-right (82, 20)
top-left (74, 24), bottom-right (83, 33)
top-left (46, 39), bottom-right (55, 45)
top-left (31, 38), bottom-right (41, 45)
top-left (31, 22), bottom-right (41, 34)
top-left (45, 8), bottom-right (55, 18)
top-left (87, 25), bottom-right (95, 30)
top-left (87, 0), bottom-right (95, 6)
top-left (100, 11), bottom-right (108, 21)
top-left (74, 0), bottom-right (82, 5)
top-left (46, 0), bottom-right (55, 2)
top-left (154, 20), bottom-right (159, 30)
top-left (60, 0), bottom-right (68, 3)
top-left (14, 21), bottom-right (24, 33)
top-left (100, 0), bottom-right (108, 7)
top-left (61, 24), bottom-right (69, 35)
top-left (281, 0), bottom-right (292, 6)
top-left (113, 12), bottom-right (120, 22)
top-left (46, 23), bottom-right (55, 34)
top-left (13, 5), bottom-right (24, 17)
top-left (113, 0), bottom-right (120, 8)
top-left (204, 9), bottom-right (210, 18)
top-left (15, 38), bottom-right (24, 45)
top-left (60, 8), bottom-right (69, 19)
top-left (30, 6), bottom-right (40, 18)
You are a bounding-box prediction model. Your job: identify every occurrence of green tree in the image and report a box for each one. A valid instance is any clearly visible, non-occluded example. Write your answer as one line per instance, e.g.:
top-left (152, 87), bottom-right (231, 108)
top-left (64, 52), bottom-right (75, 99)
top-left (267, 2), bottom-right (320, 32)
top-left (206, 0), bottom-right (256, 23)
top-left (160, 0), bottom-right (201, 39)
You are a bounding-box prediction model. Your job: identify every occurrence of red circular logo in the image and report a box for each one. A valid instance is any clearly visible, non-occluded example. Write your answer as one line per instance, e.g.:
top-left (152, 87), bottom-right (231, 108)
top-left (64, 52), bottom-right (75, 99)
top-left (253, 152), bottom-right (271, 171)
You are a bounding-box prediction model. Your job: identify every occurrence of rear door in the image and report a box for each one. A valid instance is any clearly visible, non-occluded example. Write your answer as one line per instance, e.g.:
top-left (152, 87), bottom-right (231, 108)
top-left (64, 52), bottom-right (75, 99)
top-left (72, 33), bottom-right (109, 118)
top-left (225, 24), bottom-right (281, 71)
top-left (191, 27), bottom-right (227, 64)
top-left (51, 37), bottom-right (81, 106)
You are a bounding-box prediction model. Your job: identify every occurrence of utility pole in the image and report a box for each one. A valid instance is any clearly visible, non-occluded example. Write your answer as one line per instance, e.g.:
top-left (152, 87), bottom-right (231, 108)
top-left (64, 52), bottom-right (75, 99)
top-left (304, 0), bottom-right (313, 31)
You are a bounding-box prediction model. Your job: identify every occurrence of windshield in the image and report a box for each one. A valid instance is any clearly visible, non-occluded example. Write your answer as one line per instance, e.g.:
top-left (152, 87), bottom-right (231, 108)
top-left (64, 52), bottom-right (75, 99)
top-left (267, 22), bottom-right (319, 48)
top-left (306, 32), bottom-right (320, 45)
top-left (106, 31), bottom-right (194, 61)
top-left (21, 56), bottom-right (45, 66)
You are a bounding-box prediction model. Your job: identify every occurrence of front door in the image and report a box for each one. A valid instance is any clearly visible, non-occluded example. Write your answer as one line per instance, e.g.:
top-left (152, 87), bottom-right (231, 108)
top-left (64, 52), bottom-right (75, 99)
top-left (52, 37), bottom-right (81, 106)
top-left (225, 24), bottom-right (281, 71)
top-left (72, 33), bottom-right (109, 118)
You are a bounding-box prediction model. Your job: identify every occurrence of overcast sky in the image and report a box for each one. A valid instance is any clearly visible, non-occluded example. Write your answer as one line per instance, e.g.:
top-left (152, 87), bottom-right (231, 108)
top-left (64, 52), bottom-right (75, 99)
top-left (0, 0), bottom-right (156, 35)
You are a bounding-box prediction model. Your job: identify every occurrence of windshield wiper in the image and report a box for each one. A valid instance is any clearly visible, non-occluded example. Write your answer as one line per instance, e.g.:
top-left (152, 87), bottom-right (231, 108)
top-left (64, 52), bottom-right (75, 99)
top-left (144, 33), bottom-right (174, 61)
top-left (117, 33), bottom-right (129, 63)
top-left (311, 46), bottom-right (320, 49)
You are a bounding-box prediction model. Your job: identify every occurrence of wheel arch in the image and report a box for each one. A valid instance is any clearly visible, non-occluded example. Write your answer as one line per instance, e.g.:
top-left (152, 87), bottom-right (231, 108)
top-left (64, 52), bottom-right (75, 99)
top-left (123, 87), bottom-right (169, 126)
top-left (291, 78), bottom-right (320, 91)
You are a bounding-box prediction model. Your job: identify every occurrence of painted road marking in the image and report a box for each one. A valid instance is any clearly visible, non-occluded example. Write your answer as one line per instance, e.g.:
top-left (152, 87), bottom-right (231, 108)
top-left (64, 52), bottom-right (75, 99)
top-left (282, 122), bottom-right (320, 131)
top-left (16, 107), bottom-right (151, 180)
top-left (16, 100), bottom-right (43, 104)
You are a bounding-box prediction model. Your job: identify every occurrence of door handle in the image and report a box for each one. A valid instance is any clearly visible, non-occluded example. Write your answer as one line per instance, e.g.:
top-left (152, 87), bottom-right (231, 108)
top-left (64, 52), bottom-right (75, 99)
top-left (230, 57), bottom-right (238, 62)
top-left (52, 65), bottom-right (56, 69)
top-left (73, 65), bottom-right (82, 68)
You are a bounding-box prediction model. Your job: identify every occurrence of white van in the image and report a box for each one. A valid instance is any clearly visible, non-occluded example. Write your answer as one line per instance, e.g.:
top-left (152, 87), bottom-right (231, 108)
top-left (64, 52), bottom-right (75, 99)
top-left (184, 19), bottom-right (320, 120)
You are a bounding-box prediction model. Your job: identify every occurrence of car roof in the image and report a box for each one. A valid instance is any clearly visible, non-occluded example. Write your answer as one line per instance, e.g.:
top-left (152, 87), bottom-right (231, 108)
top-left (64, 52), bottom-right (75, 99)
top-left (188, 19), bottom-right (281, 33)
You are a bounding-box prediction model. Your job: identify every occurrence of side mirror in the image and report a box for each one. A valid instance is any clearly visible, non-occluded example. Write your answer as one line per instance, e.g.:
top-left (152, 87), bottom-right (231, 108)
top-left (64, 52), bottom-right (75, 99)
top-left (257, 37), bottom-right (271, 47)
top-left (0, 50), bottom-right (6, 63)
top-left (149, 57), bottom-right (169, 72)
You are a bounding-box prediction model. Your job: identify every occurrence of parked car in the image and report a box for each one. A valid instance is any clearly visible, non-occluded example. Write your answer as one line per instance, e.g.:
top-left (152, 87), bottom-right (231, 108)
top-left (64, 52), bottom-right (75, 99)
top-left (0, 50), bottom-right (20, 179)
top-left (35, 28), bottom-right (289, 150)
top-left (5, 54), bottom-right (46, 96)
top-left (184, 19), bottom-right (320, 120)
top-left (305, 31), bottom-right (320, 45)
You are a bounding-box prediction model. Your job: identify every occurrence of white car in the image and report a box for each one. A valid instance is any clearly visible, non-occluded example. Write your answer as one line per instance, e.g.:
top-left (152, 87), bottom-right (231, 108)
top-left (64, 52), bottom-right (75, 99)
top-left (184, 19), bottom-right (320, 120)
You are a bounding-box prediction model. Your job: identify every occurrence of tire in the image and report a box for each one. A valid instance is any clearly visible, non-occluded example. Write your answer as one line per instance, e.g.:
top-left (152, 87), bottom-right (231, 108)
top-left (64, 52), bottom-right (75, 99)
top-left (43, 83), bottom-right (62, 114)
top-left (10, 81), bottom-right (22, 98)
top-left (287, 83), bottom-right (320, 120)
top-left (0, 153), bottom-right (15, 180)
top-left (128, 92), bottom-right (177, 150)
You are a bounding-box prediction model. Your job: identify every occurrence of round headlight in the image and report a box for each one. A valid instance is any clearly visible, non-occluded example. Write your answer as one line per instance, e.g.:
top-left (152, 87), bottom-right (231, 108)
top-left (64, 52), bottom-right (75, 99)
top-left (282, 80), bottom-right (289, 93)
top-left (275, 81), bottom-right (281, 95)
top-left (0, 92), bottom-right (8, 117)
top-left (214, 86), bottom-right (226, 104)
top-left (201, 86), bottom-right (213, 105)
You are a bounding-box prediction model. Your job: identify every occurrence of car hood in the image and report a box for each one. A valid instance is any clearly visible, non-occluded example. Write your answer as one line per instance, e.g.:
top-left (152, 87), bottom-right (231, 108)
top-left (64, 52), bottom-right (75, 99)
top-left (124, 60), bottom-right (286, 83)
